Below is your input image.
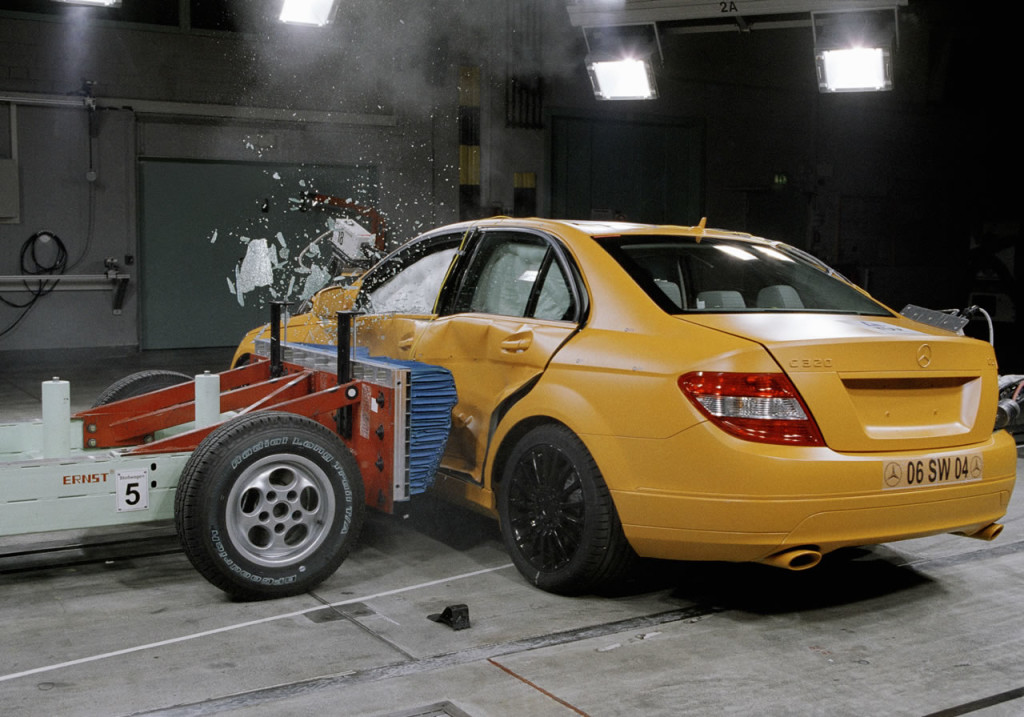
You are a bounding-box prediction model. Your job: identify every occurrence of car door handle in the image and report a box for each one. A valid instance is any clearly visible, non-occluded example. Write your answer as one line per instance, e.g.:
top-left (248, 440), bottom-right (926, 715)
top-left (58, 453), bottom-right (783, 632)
top-left (500, 331), bottom-right (533, 353)
top-left (398, 335), bottom-right (415, 351)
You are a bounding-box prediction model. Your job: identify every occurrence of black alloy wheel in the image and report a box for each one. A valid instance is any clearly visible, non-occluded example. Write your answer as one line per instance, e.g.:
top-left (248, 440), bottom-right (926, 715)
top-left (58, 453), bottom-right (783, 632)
top-left (498, 424), bottom-right (635, 595)
top-left (507, 440), bottom-right (585, 572)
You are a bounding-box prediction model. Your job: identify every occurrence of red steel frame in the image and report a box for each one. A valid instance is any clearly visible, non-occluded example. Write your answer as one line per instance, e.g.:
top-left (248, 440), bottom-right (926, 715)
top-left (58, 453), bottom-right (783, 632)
top-left (72, 356), bottom-right (404, 514)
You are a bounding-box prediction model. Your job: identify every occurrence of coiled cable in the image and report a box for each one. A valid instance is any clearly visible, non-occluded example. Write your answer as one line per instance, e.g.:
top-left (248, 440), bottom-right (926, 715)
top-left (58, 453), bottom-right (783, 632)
top-left (0, 231), bottom-right (69, 337)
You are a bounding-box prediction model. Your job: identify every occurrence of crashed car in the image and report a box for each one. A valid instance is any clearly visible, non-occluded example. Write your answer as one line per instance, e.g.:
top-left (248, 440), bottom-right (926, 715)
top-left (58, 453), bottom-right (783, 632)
top-left (234, 218), bottom-right (1017, 594)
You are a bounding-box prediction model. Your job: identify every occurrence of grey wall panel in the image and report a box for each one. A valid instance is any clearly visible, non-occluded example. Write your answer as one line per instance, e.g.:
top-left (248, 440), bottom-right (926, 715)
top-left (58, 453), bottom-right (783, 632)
top-left (138, 159), bottom-right (376, 350)
top-left (551, 115), bottom-right (704, 226)
top-left (0, 105), bottom-right (139, 350)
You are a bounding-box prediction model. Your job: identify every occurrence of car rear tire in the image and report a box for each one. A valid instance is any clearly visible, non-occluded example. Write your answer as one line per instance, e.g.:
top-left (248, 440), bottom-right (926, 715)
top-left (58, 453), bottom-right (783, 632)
top-left (498, 424), bottom-right (636, 595)
top-left (175, 412), bottom-right (365, 600)
top-left (92, 369), bottom-right (191, 407)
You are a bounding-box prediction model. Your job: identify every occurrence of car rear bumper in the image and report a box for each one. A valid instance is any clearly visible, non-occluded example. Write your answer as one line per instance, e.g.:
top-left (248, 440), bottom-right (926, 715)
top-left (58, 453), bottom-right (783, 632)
top-left (588, 425), bottom-right (1017, 563)
top-left (614, 482), bottom-right (1013, 562)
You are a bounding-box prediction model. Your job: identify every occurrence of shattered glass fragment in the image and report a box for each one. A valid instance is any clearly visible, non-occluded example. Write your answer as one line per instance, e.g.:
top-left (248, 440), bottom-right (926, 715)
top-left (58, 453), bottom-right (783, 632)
top-left (367, 248), bottom-right (456, 314)
top-left (234, 265), bottom-right (245, 307)
top-left (299, 264), bottom-right (331, 302)
top-left (236, 238), bottom-right (274, 299)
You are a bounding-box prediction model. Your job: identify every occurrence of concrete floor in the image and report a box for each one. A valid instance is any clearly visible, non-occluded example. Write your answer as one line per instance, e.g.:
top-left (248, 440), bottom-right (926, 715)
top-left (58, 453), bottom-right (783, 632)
top-left (1, 347), bottom-right (1023, 717)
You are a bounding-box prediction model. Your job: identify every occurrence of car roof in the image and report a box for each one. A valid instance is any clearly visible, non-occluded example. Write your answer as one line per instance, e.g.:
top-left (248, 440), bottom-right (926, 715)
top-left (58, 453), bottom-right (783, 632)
top-left (424, 216), bottom-right (767, 245)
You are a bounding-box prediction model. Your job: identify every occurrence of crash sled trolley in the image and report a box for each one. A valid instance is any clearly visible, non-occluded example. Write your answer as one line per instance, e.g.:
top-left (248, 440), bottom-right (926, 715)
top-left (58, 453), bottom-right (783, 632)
top-left (0, 308), bottom-right (455, 600)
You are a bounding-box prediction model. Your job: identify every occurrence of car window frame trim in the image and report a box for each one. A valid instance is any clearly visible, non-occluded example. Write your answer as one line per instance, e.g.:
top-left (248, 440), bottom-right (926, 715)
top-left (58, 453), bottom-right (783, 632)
top-left (437, 227), bottom-right (588, 324)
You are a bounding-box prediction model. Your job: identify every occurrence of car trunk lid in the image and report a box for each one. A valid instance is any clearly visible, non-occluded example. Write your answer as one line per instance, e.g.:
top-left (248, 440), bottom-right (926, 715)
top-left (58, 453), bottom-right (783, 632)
top-left (680, 314), bottom-right (998, 452)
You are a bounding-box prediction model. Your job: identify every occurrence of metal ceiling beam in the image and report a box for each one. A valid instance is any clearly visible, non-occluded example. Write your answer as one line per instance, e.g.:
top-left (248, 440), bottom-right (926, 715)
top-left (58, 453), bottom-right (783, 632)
top-left (566, 0), bottom-right (908, 28)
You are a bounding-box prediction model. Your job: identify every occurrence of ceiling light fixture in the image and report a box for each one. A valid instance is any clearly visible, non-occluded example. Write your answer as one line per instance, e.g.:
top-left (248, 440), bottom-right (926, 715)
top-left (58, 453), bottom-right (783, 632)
top-left (587, 57), bottom-right (658, 101)
top-left (52, 0), bottom-right (121, 6)
top-left (813, 8), bottom-right (898, 92)
top-left (583, 23), bottom-right (661, 101)
top-left (279, 0), bottom-right (339, 26)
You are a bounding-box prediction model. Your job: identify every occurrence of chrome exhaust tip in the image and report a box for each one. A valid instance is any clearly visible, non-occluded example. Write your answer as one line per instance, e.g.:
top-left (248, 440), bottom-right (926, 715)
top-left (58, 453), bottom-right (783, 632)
top-left (759, 547), bottom-right (823, 571)
top-left (961, 522), bottom-right (1004, 541)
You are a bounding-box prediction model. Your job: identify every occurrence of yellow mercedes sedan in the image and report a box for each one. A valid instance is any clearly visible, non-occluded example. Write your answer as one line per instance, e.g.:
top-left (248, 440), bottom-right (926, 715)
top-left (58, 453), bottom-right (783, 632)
top-left (233, 217), bottom-right (1017, 594)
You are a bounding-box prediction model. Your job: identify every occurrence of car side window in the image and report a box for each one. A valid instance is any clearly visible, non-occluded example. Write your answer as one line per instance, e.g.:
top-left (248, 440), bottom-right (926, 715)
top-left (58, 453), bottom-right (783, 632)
top-left (532, 258), bottom-right (574, 320)
top-left (360, 235), bottom-right (461, 314)
top-left (450, 231), bottom-right (576, 321)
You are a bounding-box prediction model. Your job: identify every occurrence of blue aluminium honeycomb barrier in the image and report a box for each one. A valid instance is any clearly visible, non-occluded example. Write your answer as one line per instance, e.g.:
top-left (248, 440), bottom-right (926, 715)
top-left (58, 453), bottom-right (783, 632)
top-left (300, 343), bottom-right (458, 494)
top-left (372, 353), bottom-right (458, 494)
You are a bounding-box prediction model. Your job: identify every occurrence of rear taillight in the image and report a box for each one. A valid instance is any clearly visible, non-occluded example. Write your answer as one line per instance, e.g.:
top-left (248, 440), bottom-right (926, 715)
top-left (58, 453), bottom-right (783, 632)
top-left (678, 371), bottom-right (824, 446)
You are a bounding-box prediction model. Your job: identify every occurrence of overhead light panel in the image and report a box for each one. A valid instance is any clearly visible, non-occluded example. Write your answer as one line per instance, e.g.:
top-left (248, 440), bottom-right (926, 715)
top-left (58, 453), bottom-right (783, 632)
top-left (587, 57), bottom-right (658, 101)
top-left (52, 0), bottom-right (121, 6)
top-left (818, 47), bottom-right (889, 92)
top-left (583, 24), bottom-right (661, 101)
top-left (813, 9), bottom-right (898, 93)
top-left (279, 0), bottom-right (338, 26)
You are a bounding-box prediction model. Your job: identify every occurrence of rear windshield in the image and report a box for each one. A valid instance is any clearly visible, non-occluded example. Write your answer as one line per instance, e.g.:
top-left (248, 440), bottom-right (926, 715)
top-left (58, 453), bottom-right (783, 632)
top-left (597, 235), bottom-right (891, 316)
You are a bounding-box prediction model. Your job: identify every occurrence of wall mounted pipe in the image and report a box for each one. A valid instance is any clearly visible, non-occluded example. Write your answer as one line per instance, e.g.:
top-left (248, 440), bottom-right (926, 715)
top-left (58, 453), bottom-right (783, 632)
top-left (0, 90), bottom-right (396, 127)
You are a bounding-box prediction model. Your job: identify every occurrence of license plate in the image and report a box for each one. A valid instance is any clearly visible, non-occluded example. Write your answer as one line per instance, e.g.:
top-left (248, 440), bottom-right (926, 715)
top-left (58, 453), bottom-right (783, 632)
top-left (882, 453), bottom-right (983, 490)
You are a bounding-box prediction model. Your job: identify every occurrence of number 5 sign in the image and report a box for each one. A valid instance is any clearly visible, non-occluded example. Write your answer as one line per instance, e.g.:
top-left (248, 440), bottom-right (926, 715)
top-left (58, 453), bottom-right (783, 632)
top-left (116, 469), bottom-right (150, 512)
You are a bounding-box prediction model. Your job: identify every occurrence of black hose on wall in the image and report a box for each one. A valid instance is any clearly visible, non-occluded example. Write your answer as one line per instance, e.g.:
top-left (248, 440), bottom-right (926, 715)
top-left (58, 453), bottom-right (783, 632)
top-left (0, 231), bottom-right (69, 338)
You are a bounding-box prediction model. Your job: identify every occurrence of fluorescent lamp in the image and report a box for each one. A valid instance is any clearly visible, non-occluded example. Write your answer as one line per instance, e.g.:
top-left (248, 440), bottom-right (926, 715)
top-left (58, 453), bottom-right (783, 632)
top-left (582, 23), bottom-right (661, 101)
top-left (817, 47), bottom-right (892, 92)
top-left (279, 0), bottom-right (338, 26)
top-left (812, 9), bottom-right (897, 93)
top-left (52, 0), bottom-right (121, 6)
top-left (587, 56), bottom-right (658, 100)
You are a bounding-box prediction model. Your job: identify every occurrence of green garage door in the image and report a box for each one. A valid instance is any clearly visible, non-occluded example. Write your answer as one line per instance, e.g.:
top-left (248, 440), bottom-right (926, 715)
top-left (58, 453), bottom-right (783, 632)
top-left (139, 160), bottom-right (377, 349)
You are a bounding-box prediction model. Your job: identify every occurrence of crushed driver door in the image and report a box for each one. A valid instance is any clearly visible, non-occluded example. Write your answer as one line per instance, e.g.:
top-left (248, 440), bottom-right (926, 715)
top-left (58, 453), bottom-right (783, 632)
top-left (352, 231), bottom-right (464, 359)
top-left (411, 229), bottom-right (583, 482)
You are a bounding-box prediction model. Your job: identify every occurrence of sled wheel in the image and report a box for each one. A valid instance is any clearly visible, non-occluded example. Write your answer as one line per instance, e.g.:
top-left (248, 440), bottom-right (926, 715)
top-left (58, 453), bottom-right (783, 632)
top-left (175, 412), bottom-right (365, 600)
top-left (92, 370), bottom-right (191, 407)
